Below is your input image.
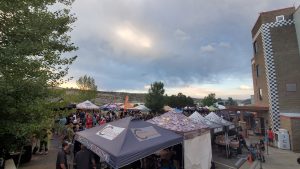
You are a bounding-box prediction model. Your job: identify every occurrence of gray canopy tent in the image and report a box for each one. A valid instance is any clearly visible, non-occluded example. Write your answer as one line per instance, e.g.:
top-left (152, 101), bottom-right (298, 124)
top-left (75, 117), bottom-right (183, 169)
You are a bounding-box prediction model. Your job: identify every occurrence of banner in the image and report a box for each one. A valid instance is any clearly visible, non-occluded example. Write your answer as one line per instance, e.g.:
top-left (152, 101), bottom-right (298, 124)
top-left (131, 126), bottom-right (161, 141)
top-left (96, 124), bottom-right (125, 140)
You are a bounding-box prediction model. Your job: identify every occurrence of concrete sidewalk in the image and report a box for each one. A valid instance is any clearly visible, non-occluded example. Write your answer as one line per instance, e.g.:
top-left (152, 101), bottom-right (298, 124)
top-left (19, 136), bottom-right (60, 169)
top-left (240, 136), bottom-right (300, 169)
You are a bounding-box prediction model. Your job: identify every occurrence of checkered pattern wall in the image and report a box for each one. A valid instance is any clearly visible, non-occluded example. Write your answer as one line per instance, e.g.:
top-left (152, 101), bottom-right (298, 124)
top-left (254, 19), bottom-right (295, 131)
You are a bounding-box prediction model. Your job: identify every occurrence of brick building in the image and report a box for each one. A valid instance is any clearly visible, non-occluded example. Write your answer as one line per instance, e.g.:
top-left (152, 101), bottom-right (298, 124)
top-left (251, 6), bottom-right (300, 152)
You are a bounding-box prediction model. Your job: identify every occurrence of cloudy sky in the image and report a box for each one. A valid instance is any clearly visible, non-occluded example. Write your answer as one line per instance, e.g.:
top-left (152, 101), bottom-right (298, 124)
top-left (61, 0), bottom-right (298, 99)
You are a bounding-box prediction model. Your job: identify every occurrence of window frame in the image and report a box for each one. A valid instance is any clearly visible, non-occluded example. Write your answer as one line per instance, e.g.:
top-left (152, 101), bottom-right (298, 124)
top-left (253, 41), bottom-right (258, 55)
top-left (286, 83), bottom-right (297, 92)
top-left (258, 88), bottom-right (263, 100)
top-left (276, 15), bottom-right (285, 22)
top-left (256, 64), bottom-right (260, 77)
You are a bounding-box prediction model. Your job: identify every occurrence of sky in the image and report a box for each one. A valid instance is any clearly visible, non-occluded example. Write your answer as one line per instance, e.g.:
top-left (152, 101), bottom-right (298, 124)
top-left (60, 0), bottom-right (299, 99)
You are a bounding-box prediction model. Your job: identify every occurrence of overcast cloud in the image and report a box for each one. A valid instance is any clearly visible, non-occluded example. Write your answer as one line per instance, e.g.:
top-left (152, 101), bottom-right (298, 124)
top-left (62, 0), bottom-right (299, 99)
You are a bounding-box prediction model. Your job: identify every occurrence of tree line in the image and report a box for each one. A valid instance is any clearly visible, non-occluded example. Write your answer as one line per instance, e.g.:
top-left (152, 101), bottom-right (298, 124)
top-left (145, 82), bottom-right (238, 113)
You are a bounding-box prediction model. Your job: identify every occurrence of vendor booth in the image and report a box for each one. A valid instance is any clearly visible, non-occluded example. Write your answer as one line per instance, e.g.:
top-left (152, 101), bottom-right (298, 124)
top-left (76, 100), bottom-right (99, 110)
top-left (205, 112), bottom-right (235, 130)
top-left (205, 112), bottom-right (237, 158)
top-left (75, 117), bottom-right (183, 169)
top-left (148, 111), bottom-right (212, 169)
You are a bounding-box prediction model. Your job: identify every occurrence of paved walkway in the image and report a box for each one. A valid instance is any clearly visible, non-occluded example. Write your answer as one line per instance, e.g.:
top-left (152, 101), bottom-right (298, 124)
top-left (245, 135), bottom-right (300, 169)
top-left (244, 146), bottom-right (300, 169)
top-left (19, 136), bottom-right (60, 169)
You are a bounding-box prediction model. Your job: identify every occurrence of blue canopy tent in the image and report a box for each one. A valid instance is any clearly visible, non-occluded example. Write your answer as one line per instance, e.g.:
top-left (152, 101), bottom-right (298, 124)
top-left (173, 108), bottom-right (183, 113)
top-left (75, 117), bottom-right (183, 169)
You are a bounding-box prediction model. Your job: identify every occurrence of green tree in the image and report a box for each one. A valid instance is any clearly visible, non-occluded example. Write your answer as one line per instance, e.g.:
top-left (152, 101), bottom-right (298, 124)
top-left (76, 75), bottom-right (98, 101)
top-left (76, 75), bottom-right (97, 91)
top-left (145, 82), bottom-right (165, 114)
top-left (226, 97), bottom-right (237, 106)
top-left (165, 93), bottom-right (194, 108)
top-left (186, 96), bottom-right (195, 106)
top-left (0, 0), bottom-right (77, 152)
top-left (202, 93), bottom-right (217, 106)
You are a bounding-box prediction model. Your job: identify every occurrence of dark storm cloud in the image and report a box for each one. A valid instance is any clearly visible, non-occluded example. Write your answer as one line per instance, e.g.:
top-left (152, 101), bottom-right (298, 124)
top-left (66, 0), bottom-right (298, 92)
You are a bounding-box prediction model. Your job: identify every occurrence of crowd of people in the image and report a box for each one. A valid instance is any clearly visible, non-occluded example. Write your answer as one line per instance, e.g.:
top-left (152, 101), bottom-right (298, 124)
top-left (51, 108), bottom-right (280, 169)
top-left (55, 110), bottom-right (187, 169)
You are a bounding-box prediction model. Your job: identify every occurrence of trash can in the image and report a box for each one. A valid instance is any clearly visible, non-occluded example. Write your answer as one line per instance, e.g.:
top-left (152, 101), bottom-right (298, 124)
top-left (277, 129), bottom-right (290, 150)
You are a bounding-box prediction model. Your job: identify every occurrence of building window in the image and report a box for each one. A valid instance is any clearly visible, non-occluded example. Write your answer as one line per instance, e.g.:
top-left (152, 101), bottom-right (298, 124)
top-left (253, 41), bottom-right (258, 54)
top-left (256, 64), bottom-right (260, 77)
top-left (276, 15), bottom-right (285, 22)
top-left (258, 88), bottom-right (263, 100)
top-left (286, 83), bottom-right (297, 92)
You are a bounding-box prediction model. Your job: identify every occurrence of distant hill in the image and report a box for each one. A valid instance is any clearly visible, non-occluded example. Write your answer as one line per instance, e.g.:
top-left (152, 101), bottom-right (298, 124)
top-left (94, 91), bottom-right (147, 105)
top-left (61, 88), bottom-right (248, 106)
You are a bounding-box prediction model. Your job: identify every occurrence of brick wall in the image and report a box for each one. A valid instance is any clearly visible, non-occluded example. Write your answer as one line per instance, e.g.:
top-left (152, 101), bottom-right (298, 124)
top-left (270, 24), bottom-right (300, 113)
top-left (252, 7), bottom-right (295, 37)
top-left (291, 118), bottom-right (300, 152)
top-left (280, 116), bottom-right (300, 152)
top-left (251, 34), bottom-right (270, 107)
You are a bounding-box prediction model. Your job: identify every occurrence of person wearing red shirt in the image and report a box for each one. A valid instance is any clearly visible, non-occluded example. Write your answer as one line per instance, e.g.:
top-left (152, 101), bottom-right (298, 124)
top-left (267, 128), bottom-right (274, 146)
top-left (85, 114), bottom-right (93, 129)
top-left (99, 117), bottom-right (106, 126)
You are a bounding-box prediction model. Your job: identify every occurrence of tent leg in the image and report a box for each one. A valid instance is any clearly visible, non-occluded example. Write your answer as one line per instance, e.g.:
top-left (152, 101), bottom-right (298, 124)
top-left (181, 142), bottom-right (184, 169)
top-left (225, 132), bottom-right (229, 158)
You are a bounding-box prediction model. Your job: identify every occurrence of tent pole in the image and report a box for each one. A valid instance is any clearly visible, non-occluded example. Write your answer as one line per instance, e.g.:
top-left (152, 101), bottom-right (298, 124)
top-left (225, 131), bottom-right (227, 158)
top-left (225, 130), bottom-right (229, 158)
top-left (181, 142), bottom-right (184, 169)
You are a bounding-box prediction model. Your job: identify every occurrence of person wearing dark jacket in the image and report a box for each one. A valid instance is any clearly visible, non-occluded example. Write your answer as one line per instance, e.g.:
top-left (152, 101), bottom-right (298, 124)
top-left (74, 144), bottom-right (96, 169)
top-left (56, 142), bottom-right (70, 169)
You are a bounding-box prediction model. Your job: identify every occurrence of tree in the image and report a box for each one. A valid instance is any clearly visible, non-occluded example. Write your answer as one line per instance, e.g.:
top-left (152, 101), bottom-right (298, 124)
top-left (165, 93), bottom-right (194, 108)
top-left (226, 97), bottom-right (237, 106)
top-left (0, 0), bottom-right (77, 153)
top-left (145, 82), bottom-right (165, 114)
top-left (76, 75), bottom-right (97, 91)
top-left (202, 93), bottom-right (217, 106)
top-left (76, 75), bottom-right (98, 101)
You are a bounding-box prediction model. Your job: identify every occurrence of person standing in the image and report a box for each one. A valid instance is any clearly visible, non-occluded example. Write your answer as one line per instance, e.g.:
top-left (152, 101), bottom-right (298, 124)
top-left (267, 128), bottom-right (274, 146)
top-left (65, 123), bottom-right (74, 142)
top-left (86, 114), bottom-right (93, 129)
top-left (74, 144), bottom-right (96, 169)
top-left (56, 142), bottom-right (70, 169)
top-left (39, 129), bottom-right (48, 155)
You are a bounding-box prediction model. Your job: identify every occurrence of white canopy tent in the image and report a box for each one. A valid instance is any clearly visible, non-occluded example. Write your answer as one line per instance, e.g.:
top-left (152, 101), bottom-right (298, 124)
top-left (189, 111), bottom-right (223, 133)
top-left (133, 105), bottom-right (150, 112)
top-left (76, 100), bottom-right (99, 110)
top-left (205, 112), bottom-right (236, 158)
top-left (216, 104), bottom-right (226, 110)
top-left (205, 112), bottom-right (234, 129)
